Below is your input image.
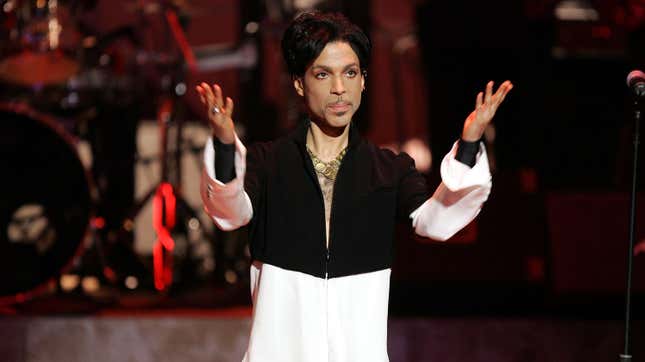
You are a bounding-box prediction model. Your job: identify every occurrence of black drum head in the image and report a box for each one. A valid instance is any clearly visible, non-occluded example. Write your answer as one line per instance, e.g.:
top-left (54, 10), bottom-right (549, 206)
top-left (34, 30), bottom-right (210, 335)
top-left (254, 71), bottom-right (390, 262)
top-left (0, 105), bottom-right (91, 300)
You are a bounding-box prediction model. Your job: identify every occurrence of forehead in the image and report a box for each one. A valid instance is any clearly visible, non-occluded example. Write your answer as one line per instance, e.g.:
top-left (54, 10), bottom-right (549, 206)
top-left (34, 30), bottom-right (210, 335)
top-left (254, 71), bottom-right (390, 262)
top-left (310, 41), bottom-right (360, 69)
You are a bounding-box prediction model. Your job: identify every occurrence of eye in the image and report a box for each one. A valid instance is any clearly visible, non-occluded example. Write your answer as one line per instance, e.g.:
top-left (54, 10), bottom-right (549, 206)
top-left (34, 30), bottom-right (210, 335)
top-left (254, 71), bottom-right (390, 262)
top-left (315, 72), bottom-right (328, 80)
top-left (346, 69), bottom-right (358, 78)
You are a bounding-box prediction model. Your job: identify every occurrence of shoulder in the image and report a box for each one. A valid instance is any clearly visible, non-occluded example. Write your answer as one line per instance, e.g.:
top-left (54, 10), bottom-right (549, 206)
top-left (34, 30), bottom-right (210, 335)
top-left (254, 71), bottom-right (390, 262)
top-left (247, 140), bottom-right (274, 157)
top-left (246, 132), bottom-right (297, 164)
top-left (356, 141), bottom-right (419, 189)
top-left (361, 141), bottom-right (416, 171)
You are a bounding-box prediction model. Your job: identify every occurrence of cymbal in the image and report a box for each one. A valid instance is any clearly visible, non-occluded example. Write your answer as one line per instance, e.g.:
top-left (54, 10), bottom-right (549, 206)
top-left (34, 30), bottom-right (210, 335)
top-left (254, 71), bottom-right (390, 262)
top-left (0, 52), bottom-right (79, 87)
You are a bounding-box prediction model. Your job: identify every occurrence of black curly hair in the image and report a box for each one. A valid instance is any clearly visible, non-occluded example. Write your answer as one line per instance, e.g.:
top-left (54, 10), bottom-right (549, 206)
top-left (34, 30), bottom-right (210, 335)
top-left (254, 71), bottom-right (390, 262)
top-left (281, 11), bottom-right (371, 78)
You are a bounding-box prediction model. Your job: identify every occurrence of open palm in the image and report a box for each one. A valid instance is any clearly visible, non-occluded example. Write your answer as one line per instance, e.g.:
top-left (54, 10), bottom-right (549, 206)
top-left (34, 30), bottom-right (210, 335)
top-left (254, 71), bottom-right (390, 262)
top-left (462, 80), bottom-right (513, 142)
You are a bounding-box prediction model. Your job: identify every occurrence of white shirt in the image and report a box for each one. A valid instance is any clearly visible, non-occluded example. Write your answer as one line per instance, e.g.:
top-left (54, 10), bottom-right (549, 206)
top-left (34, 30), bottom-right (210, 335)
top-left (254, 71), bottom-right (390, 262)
top-left (201, 137), bottom-right (492, 362)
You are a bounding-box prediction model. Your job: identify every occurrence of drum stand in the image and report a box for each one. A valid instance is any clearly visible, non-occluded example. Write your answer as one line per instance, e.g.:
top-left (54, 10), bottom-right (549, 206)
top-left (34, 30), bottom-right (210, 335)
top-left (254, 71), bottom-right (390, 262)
top-left (110, 5), bottom-right (211, 293)
top-left (114, 92), bottom-right (213, 293)
top-left (104, 3), bottom-right (258, 295)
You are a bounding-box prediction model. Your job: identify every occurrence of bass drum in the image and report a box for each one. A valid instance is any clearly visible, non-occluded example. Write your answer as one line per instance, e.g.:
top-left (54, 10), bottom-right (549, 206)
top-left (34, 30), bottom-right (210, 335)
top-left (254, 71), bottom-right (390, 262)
top-left (0, 103), bottom-right (93, 304)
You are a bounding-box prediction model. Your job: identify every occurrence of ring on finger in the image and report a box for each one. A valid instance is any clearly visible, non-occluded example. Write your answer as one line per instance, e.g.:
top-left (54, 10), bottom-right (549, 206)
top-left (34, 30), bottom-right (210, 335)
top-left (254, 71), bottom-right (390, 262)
top-left (211, 105), bottom-right (221, 114)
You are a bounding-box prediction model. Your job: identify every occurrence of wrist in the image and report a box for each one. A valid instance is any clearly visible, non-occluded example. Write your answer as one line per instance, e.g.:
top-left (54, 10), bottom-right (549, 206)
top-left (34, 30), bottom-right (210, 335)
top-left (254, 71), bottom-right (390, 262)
top-left (212, 129), bottom-right (235, 145)
top-left (456, 139), bottom-right (479, 167)
top-left (461, 127), bottom-right (484, 142)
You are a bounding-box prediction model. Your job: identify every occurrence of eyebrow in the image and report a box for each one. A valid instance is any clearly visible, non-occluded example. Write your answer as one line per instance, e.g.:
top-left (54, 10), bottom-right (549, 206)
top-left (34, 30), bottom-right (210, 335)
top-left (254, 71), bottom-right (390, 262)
top-left (310, 63), bottom-right (360, 72)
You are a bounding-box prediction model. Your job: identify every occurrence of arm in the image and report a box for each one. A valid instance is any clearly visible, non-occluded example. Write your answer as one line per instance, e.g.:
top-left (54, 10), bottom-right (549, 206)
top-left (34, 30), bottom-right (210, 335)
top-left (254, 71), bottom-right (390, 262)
top-left (197, 82), bottom-right (253, 231)
top-left (411, 140), bottom-right (491, 241)
top-left (201, 136), bottom-right (253, 231)
top-left (411, 80), bottom-right (513, 241)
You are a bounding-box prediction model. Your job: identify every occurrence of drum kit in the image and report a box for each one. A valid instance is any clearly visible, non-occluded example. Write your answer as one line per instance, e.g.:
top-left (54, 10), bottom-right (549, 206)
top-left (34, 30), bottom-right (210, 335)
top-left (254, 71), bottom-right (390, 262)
top-left (0, 0), bottom-right (254, 306)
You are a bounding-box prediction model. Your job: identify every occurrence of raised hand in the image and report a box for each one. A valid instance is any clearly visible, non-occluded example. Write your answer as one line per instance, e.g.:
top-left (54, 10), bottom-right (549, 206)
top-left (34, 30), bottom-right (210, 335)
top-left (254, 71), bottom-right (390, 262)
top-left (196, 82), bottom-right (236, 144)
top-left (462, 80), bottom-right (513, 142)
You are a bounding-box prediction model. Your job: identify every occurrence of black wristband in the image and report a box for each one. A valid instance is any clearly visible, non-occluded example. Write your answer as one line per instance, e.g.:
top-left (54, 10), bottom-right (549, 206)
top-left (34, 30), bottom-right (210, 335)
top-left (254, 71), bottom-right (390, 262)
top-left (214, 137), bottom-right (236, 183)
top-left (455, 139), bottom-right (479, 168)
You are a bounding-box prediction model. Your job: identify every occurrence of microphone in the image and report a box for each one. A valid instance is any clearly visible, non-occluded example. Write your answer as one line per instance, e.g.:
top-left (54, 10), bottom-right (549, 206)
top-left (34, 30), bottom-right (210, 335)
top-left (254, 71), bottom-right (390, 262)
top-left (627, 70), bottom-right (645, 97)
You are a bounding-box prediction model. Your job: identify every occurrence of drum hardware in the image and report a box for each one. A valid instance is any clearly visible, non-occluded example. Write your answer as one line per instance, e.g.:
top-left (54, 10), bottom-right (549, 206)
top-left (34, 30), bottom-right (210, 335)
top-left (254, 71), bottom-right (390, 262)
top-left (111, 97), bottom-right (218, 293)
top-left (0, 2), bottom-right (146, 303)
top-left (0, 102), bottom-right (97, 305)
top-left (114, 6), bottom-right (261, 293)
top-left (0, 0), bottom-right (83, 87)
top-left (193, 38), bottom-right (258, 73)
top-left (0, 0), bottom-right (144, 115)
top-left (110, 3), bottom-right (216, 293)
top-left (0, 1), bottom-right (261, 302)
top-left (0, 1), bottom-right (131, 304)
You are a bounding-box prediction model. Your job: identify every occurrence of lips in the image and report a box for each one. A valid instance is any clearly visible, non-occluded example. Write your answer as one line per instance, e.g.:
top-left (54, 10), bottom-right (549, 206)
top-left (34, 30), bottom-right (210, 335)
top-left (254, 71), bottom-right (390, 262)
top-left (327, 102), bottom-right (351, 112)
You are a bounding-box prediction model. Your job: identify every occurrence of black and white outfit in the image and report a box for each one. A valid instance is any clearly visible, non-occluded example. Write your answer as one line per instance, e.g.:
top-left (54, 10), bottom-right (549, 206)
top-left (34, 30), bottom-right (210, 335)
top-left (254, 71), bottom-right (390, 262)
top-left (201, 121), bottom-right (491, 362)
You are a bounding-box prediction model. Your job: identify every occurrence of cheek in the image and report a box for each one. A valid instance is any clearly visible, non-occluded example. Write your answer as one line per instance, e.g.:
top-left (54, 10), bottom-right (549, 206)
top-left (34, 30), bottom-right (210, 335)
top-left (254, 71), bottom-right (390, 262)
top-left (355, 98), bottom-right (362, 111)
top-left (304, 89), bottom-right (327, 108)
top-left (352, 86), bottom-right (363, 108)
top-left (302, 94), bottom-right (325, 118)
top-left (350, 79), bottom-right (363, 95)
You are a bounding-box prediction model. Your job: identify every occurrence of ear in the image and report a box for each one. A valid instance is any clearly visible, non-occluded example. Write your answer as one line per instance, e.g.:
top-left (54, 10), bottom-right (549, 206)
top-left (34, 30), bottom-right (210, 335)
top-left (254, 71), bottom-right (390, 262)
top-left (293, 77), bottom-right (305, 97)
top-left (361, 71), bottom-right (366, 91)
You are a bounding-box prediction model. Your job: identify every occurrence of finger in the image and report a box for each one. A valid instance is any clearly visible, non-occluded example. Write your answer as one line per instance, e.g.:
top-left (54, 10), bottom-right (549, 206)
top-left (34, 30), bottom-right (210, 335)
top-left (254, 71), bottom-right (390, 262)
top-left (496, 81), bottom-right (513, 105)
top-left (196, 86), bottom-right (207, 105)
top-left (492, 81), bottom-right (510, 105)
top-left (494, 81), bottom-right (510, 96)
top-left (201, 82), bottom-right (215, 106)
top-left (225, 97), bottom-right (234, 118)
top-left (476, 91), bottom-right (483, 109)
top-left (213, 83), bottom-right (224, 107)
top-left (484, 81), bottom-right (493, 104)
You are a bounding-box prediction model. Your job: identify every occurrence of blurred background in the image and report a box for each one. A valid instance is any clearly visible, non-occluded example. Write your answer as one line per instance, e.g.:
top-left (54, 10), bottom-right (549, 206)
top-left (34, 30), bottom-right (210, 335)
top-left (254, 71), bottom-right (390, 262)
top-left (1, 0), bottom-right (645, 361)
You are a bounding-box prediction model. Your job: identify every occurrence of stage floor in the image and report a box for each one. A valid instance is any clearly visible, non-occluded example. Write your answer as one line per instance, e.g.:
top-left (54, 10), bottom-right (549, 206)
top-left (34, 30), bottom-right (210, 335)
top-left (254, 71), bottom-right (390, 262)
top-left (1, 311), bottom-right (644, 362)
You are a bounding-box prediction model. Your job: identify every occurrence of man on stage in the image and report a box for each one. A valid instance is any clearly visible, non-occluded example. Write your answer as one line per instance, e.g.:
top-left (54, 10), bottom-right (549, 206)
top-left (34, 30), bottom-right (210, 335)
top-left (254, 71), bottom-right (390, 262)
top-left (198, 11), bottom-right (512, 362)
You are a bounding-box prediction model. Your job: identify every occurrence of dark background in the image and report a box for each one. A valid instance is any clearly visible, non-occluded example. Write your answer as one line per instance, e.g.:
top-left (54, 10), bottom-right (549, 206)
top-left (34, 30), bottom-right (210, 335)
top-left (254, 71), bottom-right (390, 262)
top-left (1, 0), bottom-right (645, 318)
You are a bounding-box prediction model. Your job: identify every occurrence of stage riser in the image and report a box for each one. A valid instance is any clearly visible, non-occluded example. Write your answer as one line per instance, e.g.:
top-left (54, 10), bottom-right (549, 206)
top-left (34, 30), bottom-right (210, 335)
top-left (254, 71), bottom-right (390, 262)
top-left (1, 317), bottom-right (642, 362)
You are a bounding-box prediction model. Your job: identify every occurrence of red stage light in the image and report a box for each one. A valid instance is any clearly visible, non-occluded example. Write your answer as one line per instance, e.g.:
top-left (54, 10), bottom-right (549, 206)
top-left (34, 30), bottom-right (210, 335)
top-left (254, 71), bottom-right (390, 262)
top-left (92, 217), bottom-right (106, 229)
top-left (152, 182), bottom-right (177, 291)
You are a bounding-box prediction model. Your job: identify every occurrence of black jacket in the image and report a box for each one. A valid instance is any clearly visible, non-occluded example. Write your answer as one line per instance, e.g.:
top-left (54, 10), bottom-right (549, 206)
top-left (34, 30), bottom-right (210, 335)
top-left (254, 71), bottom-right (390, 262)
top-left (243, 121), bottom-right (430, 279)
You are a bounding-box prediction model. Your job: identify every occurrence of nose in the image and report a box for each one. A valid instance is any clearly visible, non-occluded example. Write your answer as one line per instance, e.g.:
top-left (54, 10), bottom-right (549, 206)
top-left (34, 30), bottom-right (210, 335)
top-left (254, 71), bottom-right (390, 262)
top-left (330, 76), bottom-right (346, 96)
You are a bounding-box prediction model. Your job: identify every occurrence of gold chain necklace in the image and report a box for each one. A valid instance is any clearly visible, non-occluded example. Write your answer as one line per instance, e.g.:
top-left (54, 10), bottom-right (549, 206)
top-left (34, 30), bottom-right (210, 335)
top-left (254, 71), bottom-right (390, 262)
top-left (306, 146), bottom-right (347, 181)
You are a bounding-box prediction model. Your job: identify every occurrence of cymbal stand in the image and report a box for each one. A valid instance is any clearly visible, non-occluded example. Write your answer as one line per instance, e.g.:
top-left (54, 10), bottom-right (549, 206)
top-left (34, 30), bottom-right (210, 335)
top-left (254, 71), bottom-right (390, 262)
top-left (116, 3), bottom-right (208, 293)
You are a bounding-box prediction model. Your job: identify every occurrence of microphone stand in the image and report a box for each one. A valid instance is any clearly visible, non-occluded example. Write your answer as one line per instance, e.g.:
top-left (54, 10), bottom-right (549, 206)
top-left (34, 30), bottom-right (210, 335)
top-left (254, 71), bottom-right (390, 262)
top-left (620, 97), bottom-right (641, 362)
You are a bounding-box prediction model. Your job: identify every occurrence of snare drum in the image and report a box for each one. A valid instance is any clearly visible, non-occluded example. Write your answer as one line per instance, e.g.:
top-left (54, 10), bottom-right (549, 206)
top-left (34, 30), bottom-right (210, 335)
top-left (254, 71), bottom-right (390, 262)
top-left (0, 0), bottom-right (82, 87)
top-left (0, 0), bottom-right (91, 118)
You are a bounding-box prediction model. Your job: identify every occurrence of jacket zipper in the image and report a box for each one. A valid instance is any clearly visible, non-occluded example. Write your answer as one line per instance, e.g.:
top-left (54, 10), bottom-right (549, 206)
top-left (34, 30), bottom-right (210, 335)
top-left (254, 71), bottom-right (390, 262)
top-left (325, 248), bottom-right (331, 279)
top-left (325, 179), bottom-right (337, 280)
top-left (326, 150), bottom-right (345, 280)
top-left (306, 142), bottom-right (347, 280)
top-left (324, 195), bottom-right (332, 280)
